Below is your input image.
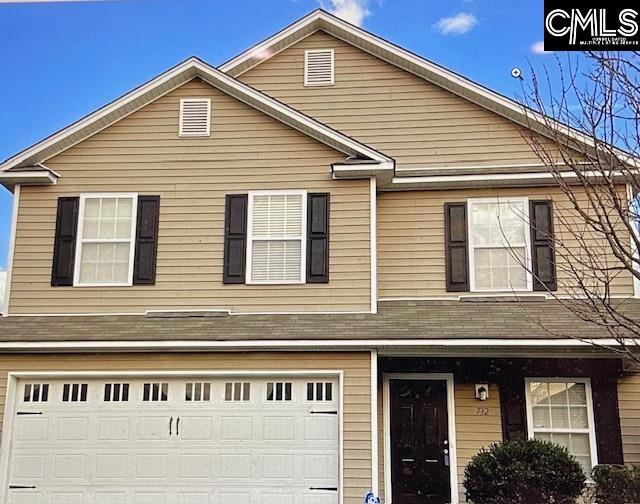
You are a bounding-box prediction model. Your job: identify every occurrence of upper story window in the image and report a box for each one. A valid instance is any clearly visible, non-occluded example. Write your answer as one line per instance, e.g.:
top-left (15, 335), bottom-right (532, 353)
top-left (74, 194), bottom-right (138, 287)
top-left (526, 379), bottom-right (598, 473)
top-left (246, 191), bottom-right (306, 284)
top-left (179, 98), bottom-right (211, 137)
top-left (468, 198), bottom-right (532, 292)
top-left (304, 49), bottom-right (335, 87)
top-left (445, 198), bottom-right (555, 294)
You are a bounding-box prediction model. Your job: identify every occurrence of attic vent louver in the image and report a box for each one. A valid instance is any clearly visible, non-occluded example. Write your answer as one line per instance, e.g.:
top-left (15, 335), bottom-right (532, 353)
top-left (179, 98), bottom-right (211, 136)
top-left (304, 49), bottom-right (334, 87)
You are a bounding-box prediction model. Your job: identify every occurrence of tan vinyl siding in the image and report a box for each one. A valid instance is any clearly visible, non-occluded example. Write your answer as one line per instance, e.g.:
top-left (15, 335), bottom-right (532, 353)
top-left (377, 186), bottom-right (635, 298)
top-left (619, 371), bottom-right (640, 465)
top-left (0, 351), bottom-right (371, 504)
top-left (378, 379), bottom-right (502, 503)
top-left (454, 382), bottom-right (503, 503)
top-left (9, 79), bottom-right (372, 314)
top-left (239, 31), bottom-right (569, 169)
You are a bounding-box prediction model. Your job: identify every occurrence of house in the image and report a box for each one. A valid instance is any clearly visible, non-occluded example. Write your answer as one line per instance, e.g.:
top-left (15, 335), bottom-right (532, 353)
top-left (0, 9), bottom-right (638, 504)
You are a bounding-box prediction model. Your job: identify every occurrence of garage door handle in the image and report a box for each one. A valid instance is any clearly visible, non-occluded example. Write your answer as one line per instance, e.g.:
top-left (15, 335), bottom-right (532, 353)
top-left (9, 485), bottom-right (36, 490)
top-left (310, 410), bottom-right (338, 415)
top-left (16, 412), bottom-right (42, 416)
top-left (176, 417), bottom-right (180, 436)
top-left (309, 487), bottom-right (338, 491)
top-left (169, 416), bottom-right (173, 436)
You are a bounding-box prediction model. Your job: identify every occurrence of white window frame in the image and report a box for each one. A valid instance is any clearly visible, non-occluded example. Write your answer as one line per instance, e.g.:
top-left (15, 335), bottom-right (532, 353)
top-left (178, 98), bottom-right (211, 137)
top-left (304, 49), bottom-right (335, 87)
top-left (524, 377), bottom-right (599, 469)
top-left (73, 193), bottom-right (138, 287)
top-left (467, 197), bottom-right (533, 292)
top-left (246, 190), bottom-right (307, 285)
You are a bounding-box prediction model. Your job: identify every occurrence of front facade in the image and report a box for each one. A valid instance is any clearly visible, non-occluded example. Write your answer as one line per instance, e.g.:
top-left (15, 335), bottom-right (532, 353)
top-left (0, 10), bottom-right (638, 504)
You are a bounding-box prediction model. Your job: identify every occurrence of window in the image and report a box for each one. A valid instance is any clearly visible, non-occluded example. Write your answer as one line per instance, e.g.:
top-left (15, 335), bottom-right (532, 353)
top-left (23, 383), bottom-right (49, 402)
top-left (266, 382), bottom-right (292, 401)
top-left (247, 191), bottom-right (306, 284)
top-left (185, 382), bottom-right (212, 402)
top-left (225, 382), bottom-right (250, 402)
top-left (143, 382), bottom-right (168, 402)
top-left (62, 383), bottom-right (88, 402)
top-left (306, 382), bottom-right (333, 401)
top-left (468, 198), bottom-right (531, 291)
top-left (104, 383), bottom-right (129, 402)
top-left (179, 98), bottom-right (211, 137)
top-left (304, 49), bottom-right (335, 86)
top-left (526, 379), bottom-right (598, 472)
top-left (75, 194), bottom-right (138, 286)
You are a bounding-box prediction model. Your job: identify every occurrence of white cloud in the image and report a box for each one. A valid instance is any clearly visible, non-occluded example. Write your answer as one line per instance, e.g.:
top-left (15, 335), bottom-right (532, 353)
top-left (0, 271), bottom-right (6, 314)
top-left (531, 41), bottom-right (553, 54)
top-left (319, 0), bottom-right (371, 27)
top-left (435, 12), bottom-right (478, 35)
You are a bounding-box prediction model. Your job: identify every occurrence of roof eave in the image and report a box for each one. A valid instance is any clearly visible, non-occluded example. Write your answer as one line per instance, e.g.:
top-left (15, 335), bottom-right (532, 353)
top-left (0, 169), bottom-right (58, 191)
top-left (0, 54), bottom-right (389, 172)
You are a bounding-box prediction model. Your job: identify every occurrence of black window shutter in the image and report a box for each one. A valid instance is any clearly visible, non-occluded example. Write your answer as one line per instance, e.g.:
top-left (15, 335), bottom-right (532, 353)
top-left (51, 197), bottom-right (79, 287)
top-left (499, 379), bottom-right (528, 442)
top-left (307, 193), bottom-right (330, 283)
top-left (530, 200), bottom-right (557, 291)
top-left (223, 194), bottom-right (248, 284)
top-left (444, 203), bottom-right (469, 292)
top-left (133, 196), bottom-right (161, 285)
top-left (592, 377), bottom-right (624, 464)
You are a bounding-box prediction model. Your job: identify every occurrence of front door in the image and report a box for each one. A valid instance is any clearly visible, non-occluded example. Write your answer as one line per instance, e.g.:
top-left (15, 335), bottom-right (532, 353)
top-left (390, 379), bottom-right (451, 504)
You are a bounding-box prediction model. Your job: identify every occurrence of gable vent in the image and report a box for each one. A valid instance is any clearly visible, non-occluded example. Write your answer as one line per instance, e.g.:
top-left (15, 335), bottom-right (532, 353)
top-left (179, 98), bottom-right (211, 136)
top-left (304, 49), bottom-right (334, 87)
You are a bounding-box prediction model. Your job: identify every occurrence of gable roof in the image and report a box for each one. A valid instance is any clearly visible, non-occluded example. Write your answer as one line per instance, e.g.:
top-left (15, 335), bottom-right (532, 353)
top-left (0, 56), bottom-right (393, 187)
top-left (219, 9), bottom-right (620, 166)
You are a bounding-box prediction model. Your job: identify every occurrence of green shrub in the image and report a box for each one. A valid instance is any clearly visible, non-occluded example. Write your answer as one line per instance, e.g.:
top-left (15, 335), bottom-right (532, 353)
top-left (463, 439), bottom-right (586, 504)
top-left (592, 464), bottom-right (640, 504)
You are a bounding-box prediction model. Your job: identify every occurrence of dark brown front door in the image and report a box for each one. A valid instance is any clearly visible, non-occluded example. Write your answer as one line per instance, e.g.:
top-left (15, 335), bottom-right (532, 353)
top-left (390, 379), bottom-right (451, 504)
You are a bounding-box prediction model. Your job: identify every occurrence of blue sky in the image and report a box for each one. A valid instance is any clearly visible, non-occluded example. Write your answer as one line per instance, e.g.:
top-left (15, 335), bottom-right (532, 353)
top-left (0, 0), bottom-right (554, 270)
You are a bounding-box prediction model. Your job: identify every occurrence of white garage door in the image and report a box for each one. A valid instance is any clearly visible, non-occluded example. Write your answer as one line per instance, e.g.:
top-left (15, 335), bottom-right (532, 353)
top-left (5, 375), bottom-right (340, 504)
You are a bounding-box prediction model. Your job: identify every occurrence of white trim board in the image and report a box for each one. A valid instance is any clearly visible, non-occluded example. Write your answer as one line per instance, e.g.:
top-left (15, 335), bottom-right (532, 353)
top-left (246, 190), bottom-right (307, 285)
top-left (219, 9), bottom-right (638, 169)
top-left (523, 377), bottom-right (599, 470)
top-left (0, 338), bottom-right (631, 352)
top-left (73, 193), bottom-right (139, 288)
top-left (0, 369), bottom-right (346, 504)
top-left (383, 373), bottom-right (459, 504)
top-left (2, 185), bottom-right (19, 316)
top-left (0, 57), bottom-right (391, 173)
top-left (370, 350), bottom-right (379, 495)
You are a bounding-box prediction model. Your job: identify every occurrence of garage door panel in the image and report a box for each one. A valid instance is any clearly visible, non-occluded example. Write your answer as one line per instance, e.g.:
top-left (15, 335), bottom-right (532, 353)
top-left (6, 376), bottom-right (340, 503)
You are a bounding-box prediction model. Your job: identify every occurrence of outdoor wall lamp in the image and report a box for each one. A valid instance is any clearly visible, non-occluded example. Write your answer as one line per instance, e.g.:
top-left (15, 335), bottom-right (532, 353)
top-left (475, 384), bottom-right (489, 401)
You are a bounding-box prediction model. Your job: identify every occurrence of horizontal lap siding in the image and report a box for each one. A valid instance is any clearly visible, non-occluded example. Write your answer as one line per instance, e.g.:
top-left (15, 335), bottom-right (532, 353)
top-left (239, 31), bottom-right (565, 169)
top-left (9, 79), bottom-right (371, 314)
top-left (377, 186), bottom-right (634, 298)
top-left (619, 371), bottom-right (640, 465)
top-left (0, 351), bottom-right (371, 504)
top-left (378, 379), bottom-right (502, 503)
top-left (454, 382), bottom-right (503, 503)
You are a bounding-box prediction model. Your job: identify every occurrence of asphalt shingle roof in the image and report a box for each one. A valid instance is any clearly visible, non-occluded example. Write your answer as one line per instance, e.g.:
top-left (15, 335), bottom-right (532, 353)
top-left (0, 299), bottom-right (636, 342)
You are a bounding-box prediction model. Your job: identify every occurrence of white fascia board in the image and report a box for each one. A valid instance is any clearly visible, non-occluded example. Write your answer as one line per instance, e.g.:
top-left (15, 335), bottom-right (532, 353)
top-left (0, 338), bottom-right (631, 352)
top-left (0, 170), bottom-right (57, 187)
top-left (332, 161), bottom-right (394, 183)
top-left (0, 55), bottom-right (388, 172)
top-left (219, 10), bottom-right (640, 167)
top-left (0, 58), bottom-right (201, 172)
top-left (219, 10), bottom-right (324, 73)
top-left (388, 169), bottom-right (624, 190)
